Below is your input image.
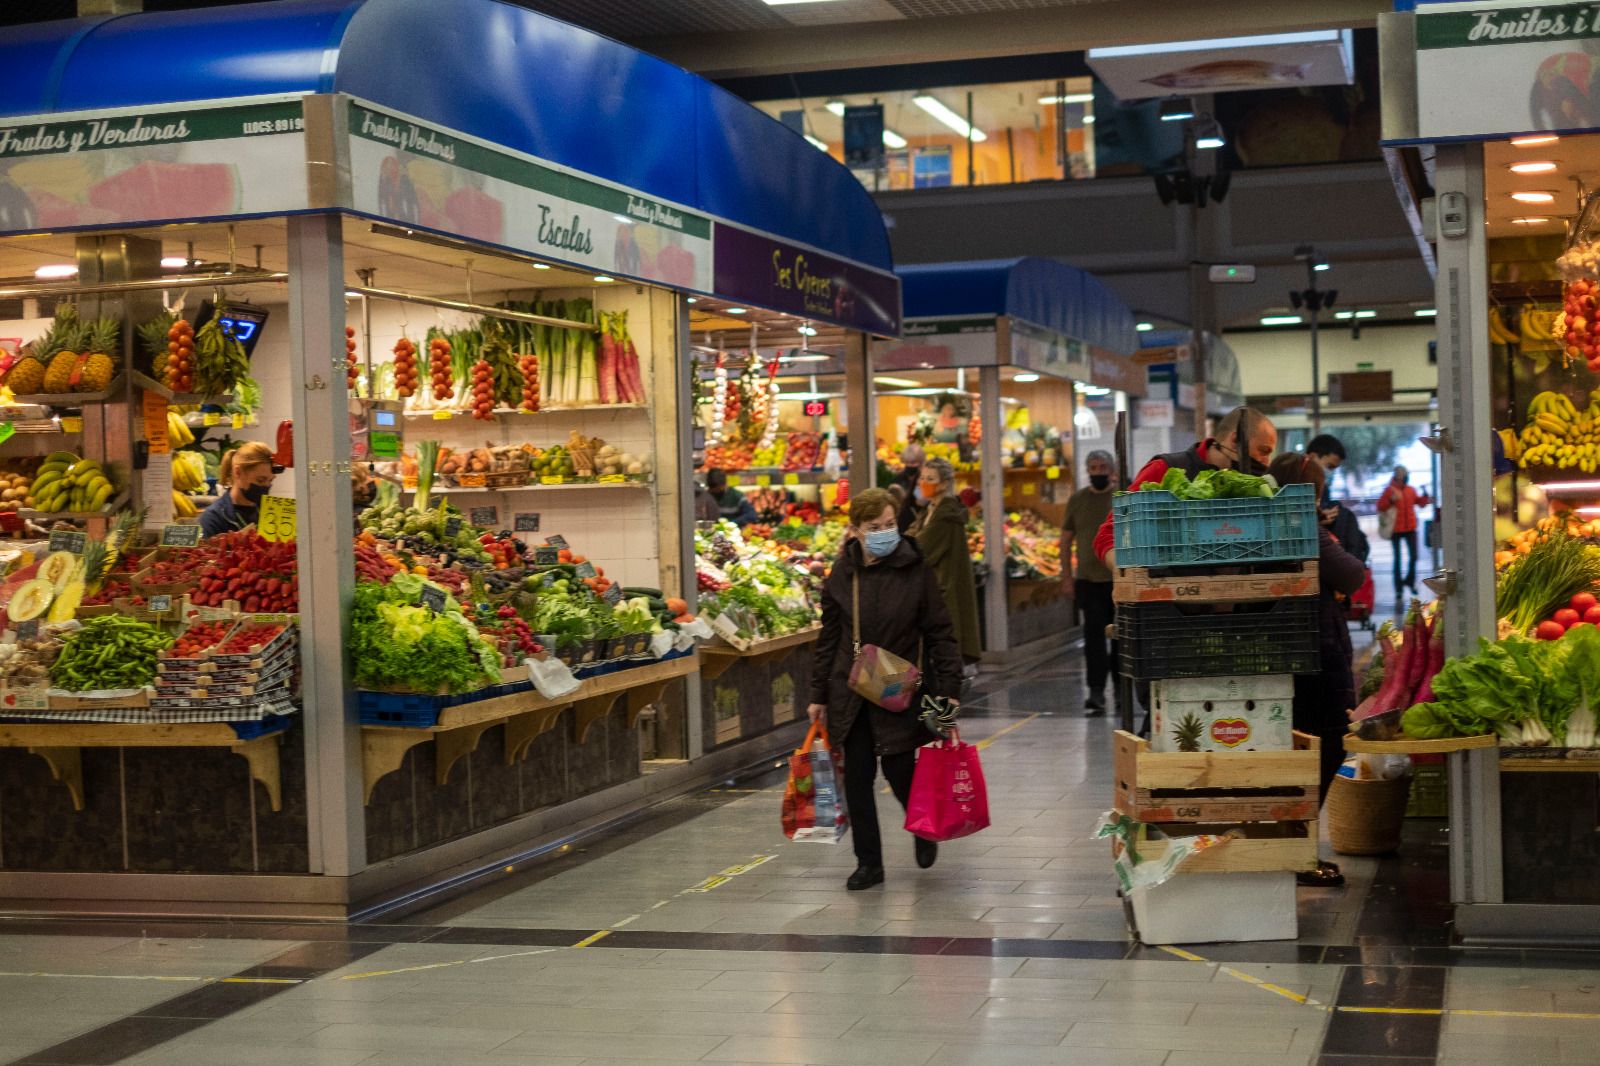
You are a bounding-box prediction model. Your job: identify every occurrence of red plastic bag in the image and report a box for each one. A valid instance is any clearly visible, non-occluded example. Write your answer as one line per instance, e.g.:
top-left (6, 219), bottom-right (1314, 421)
top-left (781, 720), bottom-right (848, 843)
top-left (904, 731), bottom-right (990, 842)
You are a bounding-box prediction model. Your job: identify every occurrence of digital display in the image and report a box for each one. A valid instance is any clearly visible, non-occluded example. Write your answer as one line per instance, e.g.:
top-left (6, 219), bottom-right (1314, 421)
top-left (195, 300), bottom-right (269, 358)
top-left (373, 410), bottom-right (397, 429)
top-left (803, 400), bottom-right (829, 417)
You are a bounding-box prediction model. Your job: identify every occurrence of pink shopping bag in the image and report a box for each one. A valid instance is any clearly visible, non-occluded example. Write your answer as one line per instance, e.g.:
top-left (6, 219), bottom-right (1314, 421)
top-left (903, 731), bottom-right (990, 842)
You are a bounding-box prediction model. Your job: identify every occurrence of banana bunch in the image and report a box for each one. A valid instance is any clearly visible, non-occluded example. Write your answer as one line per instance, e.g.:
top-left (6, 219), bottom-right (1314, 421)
top-left (1488, 309), bottom-right (1522, 346)
top-left (172, 491), bottom-right (198, 518)
top-left (1517, 390), bottom-right (1600, 472)
top-left (166, 410), bottom-right (194, 448)
top-left (171, 450), bottom-right (208, 493)
top-left (29, 452), bottom-right (115, 514)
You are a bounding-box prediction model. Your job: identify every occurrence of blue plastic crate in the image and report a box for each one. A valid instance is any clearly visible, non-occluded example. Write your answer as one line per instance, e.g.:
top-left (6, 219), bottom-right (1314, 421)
top-left (357, 690), bottom-right (445, 728)
top-left (229, 715), bottom-right (294, 741)
top-left (1112, 482), bottom-right (1318, 569)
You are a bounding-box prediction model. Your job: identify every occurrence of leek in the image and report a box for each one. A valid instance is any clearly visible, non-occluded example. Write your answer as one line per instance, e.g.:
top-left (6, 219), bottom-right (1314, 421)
top-left (415, 439), bottom-right (441, 513)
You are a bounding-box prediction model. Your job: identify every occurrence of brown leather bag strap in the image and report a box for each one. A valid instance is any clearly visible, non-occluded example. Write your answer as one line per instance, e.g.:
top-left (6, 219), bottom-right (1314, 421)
top-left (851, 573), bottom-right (861, 655)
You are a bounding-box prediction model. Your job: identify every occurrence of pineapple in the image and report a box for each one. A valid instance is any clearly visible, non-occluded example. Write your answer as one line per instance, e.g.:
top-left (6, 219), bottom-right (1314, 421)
top-left (40, 304), bottom-right (85, 394)
top-left (91, 508), bottom-right (141, 592)
top-left (73, 317), bottom-right (118, 393)
top-left (136, 311), bottom-right (175, 379)
top-left (1172, 712), bottom-right (1205, 753)
top-left (5, 354), bottom-right (46, 395)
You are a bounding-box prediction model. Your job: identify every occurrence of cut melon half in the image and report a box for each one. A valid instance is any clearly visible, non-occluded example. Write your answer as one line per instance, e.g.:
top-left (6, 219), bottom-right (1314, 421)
top-left (8, 578), bottom-right (55, 622)
top-left (37, 550), bottom-right (76, 591)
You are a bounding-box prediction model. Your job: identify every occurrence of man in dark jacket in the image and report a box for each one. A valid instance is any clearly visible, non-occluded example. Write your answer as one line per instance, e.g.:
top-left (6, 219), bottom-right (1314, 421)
top-left (1307, 434), bottom-right (1368, 562)
top-left (893, 444), bottom-right (925, 532)
top-left (705, 468), bottom-right (757, 527)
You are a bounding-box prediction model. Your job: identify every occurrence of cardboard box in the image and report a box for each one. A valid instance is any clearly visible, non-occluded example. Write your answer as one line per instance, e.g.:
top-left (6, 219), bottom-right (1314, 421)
top-left (1127, 871), bottom-right (1298, 945)
top-left (1151, 674), bottom-right (1294, 752)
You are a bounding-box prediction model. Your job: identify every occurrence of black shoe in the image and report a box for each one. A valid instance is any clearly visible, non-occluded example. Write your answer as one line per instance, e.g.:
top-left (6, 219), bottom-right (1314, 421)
top-left (1296, 860), bottom-right (1345, 888)
top-left (1085, 693), bottom-right (1106, 712)
top-left (846, 864), bottom-right (885, 890)
top-left (915, 837), bottom-right (938, 869)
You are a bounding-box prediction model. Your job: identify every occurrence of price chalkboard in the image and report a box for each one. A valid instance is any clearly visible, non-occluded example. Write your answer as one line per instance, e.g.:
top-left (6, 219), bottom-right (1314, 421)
top-left (47, 529), bottom-right (87, 555)
top-left (418, 584), bottom-right (449, 613)
top-left (15, 619), bottom-right (39, 642)
top-left (533, 546), bottom-right (561, 566)
top-left (444, 516), bottom-right (463, 538)
top-left (513, 512), bottom-right (540, 532)
top-left (159, 523), bottom-right (203, 547)
top-left (544, 534), bottom-right (569, 549)
top-left (541, 570), bottom-right (561, 588)
top-left (149, 594), bottom-right (172, 614)
top-left (602, 584), bottom-right (624, 606)
top-left (258, 494), bottom-right (297, 543)
top-left (469, 506), bottom-right (499, 527)
top-left (575, 561), bottom-right (597, 579)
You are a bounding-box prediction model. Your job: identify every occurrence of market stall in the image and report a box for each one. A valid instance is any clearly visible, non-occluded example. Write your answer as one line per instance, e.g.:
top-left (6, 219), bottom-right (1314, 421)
top-left (0, 0), bottom-right (898, 918)
top-left (1375, 0), bottom-right (1600, 941)
top-left (874, 258), bottom-right (1141, 653)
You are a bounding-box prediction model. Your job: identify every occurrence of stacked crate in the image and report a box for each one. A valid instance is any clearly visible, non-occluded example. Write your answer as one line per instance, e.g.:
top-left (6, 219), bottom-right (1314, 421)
top-left (1108, 481), bottom-right (1324, 943)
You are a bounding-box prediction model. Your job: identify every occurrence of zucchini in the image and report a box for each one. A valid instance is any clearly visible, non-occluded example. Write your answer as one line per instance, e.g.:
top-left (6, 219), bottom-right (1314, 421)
top-left (622, 586), bottom-right (663, 599)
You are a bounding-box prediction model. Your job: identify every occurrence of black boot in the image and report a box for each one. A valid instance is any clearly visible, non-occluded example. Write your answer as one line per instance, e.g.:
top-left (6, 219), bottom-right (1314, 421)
top-left (1296, 860), bottom-right (1345, 888)
top-left (915, 837), bottom-right (938, 869)
top-left (847, 864), bottom-right (885, 890)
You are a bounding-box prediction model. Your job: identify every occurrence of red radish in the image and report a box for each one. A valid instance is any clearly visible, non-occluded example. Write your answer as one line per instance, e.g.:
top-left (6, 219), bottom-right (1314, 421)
top-left (1369, 619), bottom-right (1416, 715)
top-left (1555, 608), bottom-right (1582, 629)
top-left (1538, 619), bottom-right (1567, 640)
top-left (1573, 592), bottom-right (1598, 614)
top-left (1401, 602), bottom-right (1428, 703)
top-left (1413, 616), bottom-right (1446, 705)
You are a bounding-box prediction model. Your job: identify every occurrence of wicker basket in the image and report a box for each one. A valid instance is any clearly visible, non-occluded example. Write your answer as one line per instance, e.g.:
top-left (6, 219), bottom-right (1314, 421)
top-left (1326, 773), bottom-right (1413, 856)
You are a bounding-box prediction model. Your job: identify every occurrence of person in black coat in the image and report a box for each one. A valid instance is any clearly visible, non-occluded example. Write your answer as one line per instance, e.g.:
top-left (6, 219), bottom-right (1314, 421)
top-left (807, 487), bottom-right (964, 891)
top-left (1269, 454), bottom-right (1368, 888)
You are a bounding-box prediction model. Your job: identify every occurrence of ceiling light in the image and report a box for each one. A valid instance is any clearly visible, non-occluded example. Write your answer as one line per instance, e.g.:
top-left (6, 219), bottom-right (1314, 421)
top-left (1082, 115), bottom-right (1095, 125)
top-left (1196, 134), bottom-right (1225, 150)
top-left (804, 134), bottom-right (829, 151)
top-left (786, 353), bottom-right (830, 363)
top-left (33, 264), bottom-right (76, 279)
top-left (1537, 480), bottom-right (1600, 493)
top-left (685, 297), bottom-right (698, 304)
top-left (1013, 373), bottom-right (1041, 383)
top-left (797, 325), bottom-right (818, 336)
top-left (913, 94), bottom-right (988, 142)
top-left (1509, 161), bottom-right (1558, 174)
top-left (1159, 98), bottom-right (1195, 122)
top-left (533, 263), bottom-right (551, 270)
top-left (1260, 315), bottom-right (1302, 326)
top-left (825, 100), bottom-right (846, 117)
top-left (882, 128), bottom-right (908, 149)
top-left (874, 376), bottom-right (922, 388)
top-left (1135, 322), bottom-right (1154, 332)
top-left (1314, 262), bottom-right (1331, 272)
top-left (1415, 308), bottom-right (1437, 318)
top-left (1512, 191), bottom-right (1555, 203)
top-left (160, 256), bottom-right (189, 268)
top-left (1039, 93), bottom-right (1095, 105)
top-left (1511, 134), bottom-right (1560, 147)
top-left (725, 307), bottom-right (748, 315)
top-left (1334, 310), bottom-right (1377, 320)
top-left (593, 275), bottom-right (614, 283)
top-left (1511, 216), bottom-right (1551, 225)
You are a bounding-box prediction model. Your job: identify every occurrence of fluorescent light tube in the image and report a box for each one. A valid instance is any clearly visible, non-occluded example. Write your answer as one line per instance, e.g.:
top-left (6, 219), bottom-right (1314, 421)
top-left (913, 95), bottom-right (987, 142)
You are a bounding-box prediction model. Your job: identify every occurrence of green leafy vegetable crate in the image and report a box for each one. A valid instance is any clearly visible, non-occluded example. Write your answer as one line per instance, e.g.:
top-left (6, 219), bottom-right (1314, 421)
top-left (1113, 482), bottom-right (1318, 569)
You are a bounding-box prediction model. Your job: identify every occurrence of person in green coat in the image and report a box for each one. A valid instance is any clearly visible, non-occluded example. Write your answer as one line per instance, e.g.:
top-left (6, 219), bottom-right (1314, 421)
top-left (907, 457), bottom-right (982, 664)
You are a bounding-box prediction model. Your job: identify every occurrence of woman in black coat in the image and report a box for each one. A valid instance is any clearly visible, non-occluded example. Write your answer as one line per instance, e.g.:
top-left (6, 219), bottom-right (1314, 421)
top-left (1268, 454), bottom-right (1367, 888)
top-left (807, 487), bottom-right (964, 891)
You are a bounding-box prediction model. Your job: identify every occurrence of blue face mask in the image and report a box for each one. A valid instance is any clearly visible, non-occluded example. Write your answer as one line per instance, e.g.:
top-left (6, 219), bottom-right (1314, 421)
top-left (914, 484), bottom-right (929, 503)
top-left (863, 528), bottom-right (900, 558)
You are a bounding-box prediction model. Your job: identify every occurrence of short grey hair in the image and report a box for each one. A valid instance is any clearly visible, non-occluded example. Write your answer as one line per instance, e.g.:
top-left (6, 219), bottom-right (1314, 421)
top-left (922, 456), bottom-right (956, 487)
top-left (901, 443), bottom-right (926, 465)
top-left (1086, 450), bottom-right (1114, 467)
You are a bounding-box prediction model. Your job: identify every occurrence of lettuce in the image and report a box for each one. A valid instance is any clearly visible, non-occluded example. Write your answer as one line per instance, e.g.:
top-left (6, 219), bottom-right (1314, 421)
top-left (348, 579), bottom-right (500, 693)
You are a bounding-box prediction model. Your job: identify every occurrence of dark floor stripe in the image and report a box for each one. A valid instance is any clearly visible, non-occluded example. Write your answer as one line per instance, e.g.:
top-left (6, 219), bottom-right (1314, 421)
top-left (4, 939), bottom-right (390, 1066)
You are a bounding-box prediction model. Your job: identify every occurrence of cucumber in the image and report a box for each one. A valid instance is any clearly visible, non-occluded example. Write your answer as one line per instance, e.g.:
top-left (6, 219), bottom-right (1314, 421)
top-left (622, 586), bottom-right (663, 599)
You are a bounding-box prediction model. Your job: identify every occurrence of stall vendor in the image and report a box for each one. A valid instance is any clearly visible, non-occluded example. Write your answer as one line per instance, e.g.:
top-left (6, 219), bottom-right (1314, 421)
top-left (705, 467), bottom-right (756, 527)
top-left (930, 399), bottom-right (969, 444)
top-left (199, 441), bottom-right (279, 538)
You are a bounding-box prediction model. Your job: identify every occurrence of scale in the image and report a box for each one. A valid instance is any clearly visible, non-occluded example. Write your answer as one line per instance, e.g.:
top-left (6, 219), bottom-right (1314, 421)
top-left (350, 398), bottom-right (404, 462)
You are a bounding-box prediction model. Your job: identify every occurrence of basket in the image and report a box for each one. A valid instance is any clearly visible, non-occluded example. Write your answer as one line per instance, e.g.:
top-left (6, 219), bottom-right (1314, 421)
top-left (1112, 482), bottom-right (1318, 569)
top-left (1117, 597), bottom-right (1320, 680)
top-left (1326, 772), bottom-right (1412, 855)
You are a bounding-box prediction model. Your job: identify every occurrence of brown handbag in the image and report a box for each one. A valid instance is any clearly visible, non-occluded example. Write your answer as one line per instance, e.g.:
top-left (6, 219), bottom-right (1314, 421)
top-left (847, 574), bottom-right (922, 712)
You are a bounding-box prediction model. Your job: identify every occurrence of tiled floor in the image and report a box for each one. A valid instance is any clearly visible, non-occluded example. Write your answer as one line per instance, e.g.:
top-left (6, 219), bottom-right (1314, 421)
top-left (1, 644), bottom-right (1597, 1065)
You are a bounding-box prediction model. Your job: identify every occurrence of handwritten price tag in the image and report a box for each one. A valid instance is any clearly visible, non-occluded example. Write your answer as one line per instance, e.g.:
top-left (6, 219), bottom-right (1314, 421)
top-left (756, 475), bottom-right (772, 487)
top-left (432, 410), bottom-right (453, 421)
top-left (231, 413), bottom-right (245, 429)
top-left (160, 523), bottom-right (203, 547)
top-left (258, 494), bottom-right (297, 543)
top-left (203, 412), bottom-right (220, 426)
top-left (1046, 466), bottom-right (1061, 480)
top-left (1021, 481), bottom-right (1037, 496)
top-left (783, 473), bottom-right (800, 486)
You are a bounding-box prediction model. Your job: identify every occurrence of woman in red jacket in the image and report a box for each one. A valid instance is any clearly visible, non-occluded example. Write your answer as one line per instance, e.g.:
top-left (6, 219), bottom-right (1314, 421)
top-left (1378, 465), bottom-right (1431, 600)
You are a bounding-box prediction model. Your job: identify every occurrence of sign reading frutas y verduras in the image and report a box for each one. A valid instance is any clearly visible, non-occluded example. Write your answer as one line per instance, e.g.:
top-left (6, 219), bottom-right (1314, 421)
top-left (1415, 1), bottom-right (1600, 140)
top-left (347, 100), bottom-right (712, 293)
top-left (0, 100), bottom-right (308, 234)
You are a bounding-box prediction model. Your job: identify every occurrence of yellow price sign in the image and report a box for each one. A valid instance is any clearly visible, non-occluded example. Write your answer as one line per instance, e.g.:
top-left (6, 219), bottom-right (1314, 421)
top-left (783, 472), bottom-right (800, 486)
top-left (1021, 481), bottom-right (1037, 496)
top-left (432, 409), bottom-right (453, 421)
top-left (756, 474), bottom-right (772, 487)
top-left (257, 494), bottom-right (297, 543)
top-left (231, 413), bottom-right (245, 429)
top-left (540, 475), bottom-right (565, 485)
top-left (1046, 466), bottom-right (1061, 480)
top-left (202, 412), bottom-right (220, 426)
top-left (728, 475), bottom-right (742, 487)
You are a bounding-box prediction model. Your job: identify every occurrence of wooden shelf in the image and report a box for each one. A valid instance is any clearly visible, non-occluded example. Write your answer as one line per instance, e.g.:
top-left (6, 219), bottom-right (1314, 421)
top-left (9, 375), bottom-right (127, 408)
top-left (130, 371), bottom-right (233, 407)
top-left (360, 652), bottom-right (698, 802)
top-left (1343, 733), bottom-right (1497, 755)
top-left (700, 626), bottom-right (820, 681)
top-left (0, 720), bottom-right (287, 812)
top-left (1500, 751), bottom-right (1600, 772)
top-left (404, 403), bottom-right (647, 419)
top-left (401, 480), bottom-right (651, 496)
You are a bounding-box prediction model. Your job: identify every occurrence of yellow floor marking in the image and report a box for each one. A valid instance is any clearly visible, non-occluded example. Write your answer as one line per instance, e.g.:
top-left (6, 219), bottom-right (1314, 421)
top-left (685, 875), bottom-right (731, 893)
top-left (572, 930), bottom-right (611, 948)
top-left (0, 971), bottom-right (300, 985)
top-left (1337, 1006), bottom-right (1442, 1015)
top-left (339, 959), bottom-right (467, 981)
top-left (1158, 946), bottom-right (1208, 963)
top-left (1450, 1008), bottom-right (1600, 1020)
top-left (719, 854), bottom-right (775, 877)
top-left (976, 713), bottom-right (1040, 750)
top-left (1218, 965), bottom-right (1312, 1005)
top-left (470, 948), bottom-right (558, 964)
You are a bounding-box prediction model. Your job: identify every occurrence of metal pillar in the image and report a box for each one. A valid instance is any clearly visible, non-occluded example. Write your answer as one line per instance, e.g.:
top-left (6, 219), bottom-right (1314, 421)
top-left (979, 364), bottom-right (1007, 652)
top-left (287, 213), bottom-right (364, 877)
top-left (843, 332), bottom-right (874, 494)
top-left (1433, 143), bottom-right (1501, 905)
top-left (670, 293), bottom-right (704, 763)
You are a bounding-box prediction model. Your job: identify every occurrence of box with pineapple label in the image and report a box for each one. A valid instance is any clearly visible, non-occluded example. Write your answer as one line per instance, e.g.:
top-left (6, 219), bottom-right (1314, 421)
top-left (1150, 674), bottom-right (1293, 753)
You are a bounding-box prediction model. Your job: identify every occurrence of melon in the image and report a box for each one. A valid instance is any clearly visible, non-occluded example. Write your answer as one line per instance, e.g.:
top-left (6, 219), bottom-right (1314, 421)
top-left (37, 551), bottom-right (76, 591)
top-left (8, 578), bottom-right (54, 622)
top-left (87, 162), bottom-right (240, 221)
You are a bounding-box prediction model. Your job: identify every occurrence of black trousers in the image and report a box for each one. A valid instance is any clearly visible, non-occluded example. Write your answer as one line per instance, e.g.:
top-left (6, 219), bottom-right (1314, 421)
top-left (1076, 579), bottom-right (1117, 694)
top-left (1392, 530), bottom-right (1418, 595)
top-left (843, 712), bottom-right (917, 868)
top-left (1294, 669), bottom-right (1355, 804)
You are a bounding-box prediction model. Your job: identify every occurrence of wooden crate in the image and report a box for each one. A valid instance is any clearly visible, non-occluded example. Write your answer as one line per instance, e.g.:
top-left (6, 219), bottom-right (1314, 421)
top-left (1113, 559), bottom-right (1319, 605)
top-left (1114, 729), bottom-right (1320, 823)
top-left (1114, 820), bottom-right (1319, 874)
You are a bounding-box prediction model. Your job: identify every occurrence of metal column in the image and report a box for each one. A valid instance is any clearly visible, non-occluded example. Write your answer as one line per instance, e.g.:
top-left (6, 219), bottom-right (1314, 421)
top-left (843, 332), bottom-right (874, 494)
top-left (287, 213), bottom-right (364, 878)
top-left (1433, 143), bottom-right (1501, 905)
top-left (979, 364), bottom-right (1007, 652)
top-left (670, 292), bottom-right (704, 762)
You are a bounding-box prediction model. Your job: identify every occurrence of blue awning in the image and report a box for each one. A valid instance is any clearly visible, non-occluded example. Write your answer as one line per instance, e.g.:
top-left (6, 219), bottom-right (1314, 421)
top-left (0, 0), bottom-right (892, 273)
top-left (899, 257), bottom-right (1139, 355)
